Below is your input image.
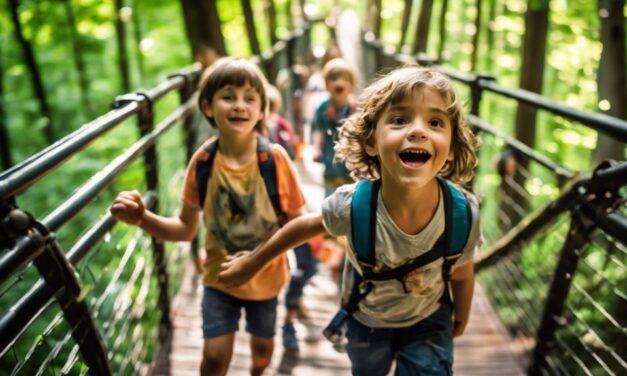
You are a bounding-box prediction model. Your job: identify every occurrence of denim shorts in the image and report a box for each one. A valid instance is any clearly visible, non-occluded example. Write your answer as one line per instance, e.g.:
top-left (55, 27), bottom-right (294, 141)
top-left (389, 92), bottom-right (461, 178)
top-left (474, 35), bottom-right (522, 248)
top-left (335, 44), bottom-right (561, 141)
top-left (345, 299), bottom-right (454, 376)
top-left (201, 287), bottom-right (278, 339)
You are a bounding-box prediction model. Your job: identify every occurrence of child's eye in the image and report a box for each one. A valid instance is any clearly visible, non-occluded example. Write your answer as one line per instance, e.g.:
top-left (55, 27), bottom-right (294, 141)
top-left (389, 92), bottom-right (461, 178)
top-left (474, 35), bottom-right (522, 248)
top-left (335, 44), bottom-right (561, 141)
top-left (429, 119), bottom-right (444, 128)
top-left (390, 116), bottom-right (407, 125)
top-left (222, 94), bottom-right (234, 100)
top-left (245, 96), bottom-right (257, 102)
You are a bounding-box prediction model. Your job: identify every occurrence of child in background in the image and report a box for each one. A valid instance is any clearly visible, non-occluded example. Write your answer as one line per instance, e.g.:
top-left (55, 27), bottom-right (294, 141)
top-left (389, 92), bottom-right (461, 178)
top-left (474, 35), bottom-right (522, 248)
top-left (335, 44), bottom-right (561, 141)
top-left (266, 85), bottom-right (297, 160)
top-left (110, 57), bottom-right (305, 376)
top-left (312, 57), bottom-right (358, 196)
top-left (266, 84), bottom-right (319, 350)
top-left (311, 57), bottom-right (358, 282)
top-left (218, 65), bottom-right (481, 375)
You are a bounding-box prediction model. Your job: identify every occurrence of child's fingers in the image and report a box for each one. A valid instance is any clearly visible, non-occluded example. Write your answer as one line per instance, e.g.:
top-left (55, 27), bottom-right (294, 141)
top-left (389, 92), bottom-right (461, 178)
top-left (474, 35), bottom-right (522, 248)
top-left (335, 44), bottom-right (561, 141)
top-left (115, 196), bottom-right (141, 209)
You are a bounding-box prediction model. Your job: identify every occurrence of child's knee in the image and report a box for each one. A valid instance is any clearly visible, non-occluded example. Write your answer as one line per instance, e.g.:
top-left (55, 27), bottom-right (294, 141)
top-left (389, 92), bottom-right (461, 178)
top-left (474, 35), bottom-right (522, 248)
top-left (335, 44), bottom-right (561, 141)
top-left (250, 337), bottom-right (274, 369)
top-left (252, 353), bottom-right (272, 371)
top-left (201, 353), bottom-right (230, 376)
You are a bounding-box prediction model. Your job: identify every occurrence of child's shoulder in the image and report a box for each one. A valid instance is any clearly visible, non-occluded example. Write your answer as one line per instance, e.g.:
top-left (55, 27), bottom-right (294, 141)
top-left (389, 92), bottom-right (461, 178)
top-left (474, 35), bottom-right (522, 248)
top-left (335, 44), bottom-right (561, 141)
top-left (315, 98), bottom-right (332, 112)
top-left (188, 136), bottom-right (219, 164)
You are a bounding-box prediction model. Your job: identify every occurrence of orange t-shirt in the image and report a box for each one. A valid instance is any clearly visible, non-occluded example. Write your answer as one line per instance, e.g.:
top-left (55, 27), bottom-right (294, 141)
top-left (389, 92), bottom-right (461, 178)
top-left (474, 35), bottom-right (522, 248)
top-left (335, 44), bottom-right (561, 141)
top-left (181, 137), bottom-right (305, 300)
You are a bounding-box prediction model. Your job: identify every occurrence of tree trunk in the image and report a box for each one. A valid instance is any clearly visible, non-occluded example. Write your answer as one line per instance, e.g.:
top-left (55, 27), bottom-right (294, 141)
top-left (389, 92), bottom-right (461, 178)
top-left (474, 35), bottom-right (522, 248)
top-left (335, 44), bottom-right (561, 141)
top-left (180, 0), bottom-right (227, 61)
top-left (398, 0), bottom-right (413, 51)
top-left (484, 0), bottom-right (498, 72)
top-left (0, 42), bottom-right (11, 170)
top-left (241, 0), bottom-right (261, 56)
top-left (373, 0), bottom-right (382, 39)
top-left (515, 1), bottom-right (548, 149)
top-left (592, 0), bottom-right (625, 165)
top-left (9, 0), bottom-right (54, 144)
top-left (285, 0), bottom-right (293, 30)
top-left (437, 0), bottom-right (449, 61)
top-left (297, 0), bottom-right (305, 21)
top-left (413, 0), bottom-right (434, 54)
top-left (114, 0), bottom-right (131, 93)
top-left (265, 0), bottom-right (278, 46)
top-left (131, 0), bottom-right (145, 84)
top-left (365, 0), bottom-right (382, 38)
top-left (508, 0), bottom-right (549, 227)
top-left (470, 0), bottom-right (483, 71)
top-left (63, 0), bottom-right (91, 115)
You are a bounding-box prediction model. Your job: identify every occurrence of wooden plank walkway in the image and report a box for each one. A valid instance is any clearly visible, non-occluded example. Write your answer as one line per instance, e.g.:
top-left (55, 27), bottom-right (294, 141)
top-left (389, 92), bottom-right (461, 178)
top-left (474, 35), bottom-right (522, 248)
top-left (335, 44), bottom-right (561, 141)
top-left (151, 160), bottom-right (526, 375)
top-left (152, 264), bottom-right (525, 375)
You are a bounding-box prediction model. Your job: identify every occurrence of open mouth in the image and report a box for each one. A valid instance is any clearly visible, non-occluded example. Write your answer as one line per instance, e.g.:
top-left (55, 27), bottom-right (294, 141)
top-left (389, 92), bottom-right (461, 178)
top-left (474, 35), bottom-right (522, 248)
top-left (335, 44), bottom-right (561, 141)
top-left (334, 86), bottom-right (345, 94)
top-left (399, 149), bottom-right (431, 166)
top-left (228, 116), bottom-right (248, 122)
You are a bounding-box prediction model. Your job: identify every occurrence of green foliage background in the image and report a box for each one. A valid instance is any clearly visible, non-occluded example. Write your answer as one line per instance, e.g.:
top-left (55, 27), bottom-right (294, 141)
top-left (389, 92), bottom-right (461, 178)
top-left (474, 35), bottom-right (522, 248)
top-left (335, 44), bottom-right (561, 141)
top-left (0, 0), bottom-right (624, 374)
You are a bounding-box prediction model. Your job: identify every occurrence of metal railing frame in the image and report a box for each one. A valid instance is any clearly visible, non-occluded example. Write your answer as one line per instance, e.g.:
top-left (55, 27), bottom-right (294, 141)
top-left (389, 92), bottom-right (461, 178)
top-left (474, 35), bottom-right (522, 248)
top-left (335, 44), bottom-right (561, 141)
top-left (0, 25), bottom-right (311, 374)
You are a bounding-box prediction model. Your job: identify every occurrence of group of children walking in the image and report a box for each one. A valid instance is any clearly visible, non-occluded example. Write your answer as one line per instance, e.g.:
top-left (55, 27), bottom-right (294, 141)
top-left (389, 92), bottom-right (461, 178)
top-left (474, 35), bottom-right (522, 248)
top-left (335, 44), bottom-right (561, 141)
top-left (110, 48), bottom-right (481, 375)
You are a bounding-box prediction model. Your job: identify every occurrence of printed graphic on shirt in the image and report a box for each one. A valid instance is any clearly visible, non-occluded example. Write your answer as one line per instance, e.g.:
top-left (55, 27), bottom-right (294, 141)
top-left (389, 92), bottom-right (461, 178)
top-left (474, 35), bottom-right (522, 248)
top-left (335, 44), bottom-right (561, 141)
top-left (211, 185), bottom-right (276, 254)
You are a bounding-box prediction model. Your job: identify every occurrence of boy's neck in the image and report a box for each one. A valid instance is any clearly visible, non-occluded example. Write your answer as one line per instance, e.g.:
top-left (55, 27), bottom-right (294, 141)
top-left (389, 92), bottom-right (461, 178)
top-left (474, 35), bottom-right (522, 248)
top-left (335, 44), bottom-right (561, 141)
top-left (379, 179), bottom-right (440, 235)
top-left (330, 96), bottom-right (351, 108)
top-left (218, 132), bottom-right (258, 166)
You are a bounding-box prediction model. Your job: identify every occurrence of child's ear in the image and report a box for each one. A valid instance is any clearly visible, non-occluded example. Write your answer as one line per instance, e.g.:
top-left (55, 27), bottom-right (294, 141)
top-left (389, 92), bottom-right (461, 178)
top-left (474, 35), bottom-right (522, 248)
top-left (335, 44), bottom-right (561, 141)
top-left (447, 149), bottom-right (454, 161)
top-left (365, 137), bottom-right (378, 157)
top-left (200, 99), bottom-right (212, 118)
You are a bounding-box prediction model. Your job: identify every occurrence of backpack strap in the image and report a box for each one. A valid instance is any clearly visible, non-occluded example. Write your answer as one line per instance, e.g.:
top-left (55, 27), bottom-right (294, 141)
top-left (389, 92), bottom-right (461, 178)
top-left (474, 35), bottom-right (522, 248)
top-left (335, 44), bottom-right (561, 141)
top-left (194, 136), bottom-right (286, 226)
top-left (349, 178), bottom-right (471, 282)
top-left (350, 179), bottom-right (380, 267)
top-left (256, 135), bottom-right (286, 226)
top-left (438, 177), bottom-right (472, 282)
top-left (195, 139), bottom-right (219, 209)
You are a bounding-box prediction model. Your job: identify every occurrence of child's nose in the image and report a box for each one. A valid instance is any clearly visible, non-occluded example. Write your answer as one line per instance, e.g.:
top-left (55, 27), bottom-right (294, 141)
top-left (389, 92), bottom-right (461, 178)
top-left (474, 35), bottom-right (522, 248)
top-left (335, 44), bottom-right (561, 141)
top-left (233, 97), bottom-right (246, 109)
top-left (408, 119), bottom-right (428, 139)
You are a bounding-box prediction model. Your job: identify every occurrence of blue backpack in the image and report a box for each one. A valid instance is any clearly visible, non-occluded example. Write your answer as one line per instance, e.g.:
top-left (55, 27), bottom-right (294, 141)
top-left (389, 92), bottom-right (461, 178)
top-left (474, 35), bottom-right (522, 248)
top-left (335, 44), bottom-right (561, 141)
top-left (323, 177), bottom-right (472, 348)
top-left (194, 135), bottom-right (286, 226)
top-left (350, 177), bottom-right (471, 286)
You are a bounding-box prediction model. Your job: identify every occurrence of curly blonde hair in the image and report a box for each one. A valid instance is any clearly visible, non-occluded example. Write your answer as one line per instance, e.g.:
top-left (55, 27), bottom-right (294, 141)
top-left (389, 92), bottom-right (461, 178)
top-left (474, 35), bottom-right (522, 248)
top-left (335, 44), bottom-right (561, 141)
top-left (335, 65), bottom-right (478, 184)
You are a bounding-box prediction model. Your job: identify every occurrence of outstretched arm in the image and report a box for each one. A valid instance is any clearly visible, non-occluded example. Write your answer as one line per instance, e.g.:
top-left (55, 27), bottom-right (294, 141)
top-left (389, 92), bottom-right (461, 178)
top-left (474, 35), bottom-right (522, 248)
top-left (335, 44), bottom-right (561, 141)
top-left (218, 212), bottom-right (327, 287)
top-left (110, 190), bottom-right (200, 242)
top-left (450, 261), bottom-right (475, 337)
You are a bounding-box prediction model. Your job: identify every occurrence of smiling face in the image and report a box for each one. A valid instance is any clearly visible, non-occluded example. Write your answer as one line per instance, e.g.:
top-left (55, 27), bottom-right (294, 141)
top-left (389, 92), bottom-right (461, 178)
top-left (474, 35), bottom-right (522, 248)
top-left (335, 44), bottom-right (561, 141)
top-left (201, 82), bottom-right (264, 138)
top-left (365, 87), bottom-right (453, 190)
top-left (326, 73), bottom-right (353, 106)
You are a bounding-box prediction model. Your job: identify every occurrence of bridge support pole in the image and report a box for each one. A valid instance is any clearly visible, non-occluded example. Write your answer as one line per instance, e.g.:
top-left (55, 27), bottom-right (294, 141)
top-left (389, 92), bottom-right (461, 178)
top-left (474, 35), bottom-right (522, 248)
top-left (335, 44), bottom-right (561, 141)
top-left (528, 161), bottom-right (620, 375)
top-left (528, 212), bottom-right (591, 374)
top-left (136, 93), bottom-right (172, 341)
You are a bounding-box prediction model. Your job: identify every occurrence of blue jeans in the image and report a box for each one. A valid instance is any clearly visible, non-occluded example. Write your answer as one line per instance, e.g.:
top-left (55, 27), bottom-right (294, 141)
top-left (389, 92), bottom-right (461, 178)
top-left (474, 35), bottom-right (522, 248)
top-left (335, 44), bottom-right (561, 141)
top-left (284, 243), bottom-right (318, 309)
top-left (345, 298), bottom-right (454, 376)
top-left (201, 287), bottom-right (278, 339)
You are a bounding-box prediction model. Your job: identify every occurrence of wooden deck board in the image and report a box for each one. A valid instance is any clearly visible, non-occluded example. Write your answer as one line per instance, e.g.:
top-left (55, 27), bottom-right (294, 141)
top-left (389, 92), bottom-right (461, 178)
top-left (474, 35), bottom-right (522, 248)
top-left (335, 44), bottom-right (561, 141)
top-left (153, 264), bottom-right (525, 376)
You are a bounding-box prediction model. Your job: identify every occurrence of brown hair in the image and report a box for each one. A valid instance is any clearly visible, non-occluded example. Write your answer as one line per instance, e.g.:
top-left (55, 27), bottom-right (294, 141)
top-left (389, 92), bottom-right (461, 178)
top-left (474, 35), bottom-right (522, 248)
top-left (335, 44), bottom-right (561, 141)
top-left (335, 65), bottom-right (478, 184)
top-left (197, 57), bottom-right (268, 134)
top-left (322, 58), bottom-right (357, 87)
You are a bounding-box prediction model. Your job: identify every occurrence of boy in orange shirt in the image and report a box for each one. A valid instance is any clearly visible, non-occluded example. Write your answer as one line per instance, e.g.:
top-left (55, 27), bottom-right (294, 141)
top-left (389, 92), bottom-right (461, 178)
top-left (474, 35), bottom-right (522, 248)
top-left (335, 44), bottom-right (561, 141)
top-left (110, 57), bottom-right (305, 376)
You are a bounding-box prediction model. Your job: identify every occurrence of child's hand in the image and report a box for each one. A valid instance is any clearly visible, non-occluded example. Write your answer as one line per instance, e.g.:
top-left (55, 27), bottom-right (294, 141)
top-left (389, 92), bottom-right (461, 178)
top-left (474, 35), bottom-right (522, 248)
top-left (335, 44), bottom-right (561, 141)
top-left (110, 190), bottom-right (145, 226)
top-left (453, 319), bottom-right (467, 337)
top-left (218, 251), bottom-right (255, 287)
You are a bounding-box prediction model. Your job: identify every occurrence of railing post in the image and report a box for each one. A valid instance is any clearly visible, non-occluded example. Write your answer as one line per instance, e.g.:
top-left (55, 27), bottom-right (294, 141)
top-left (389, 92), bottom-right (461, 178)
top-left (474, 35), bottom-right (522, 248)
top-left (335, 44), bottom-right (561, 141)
top-left (170, 71), bottom-right (202, 274)
top-left (528, 211), bottom-right (590, 374)
top-left (135, 92), bottom-right (172, 338)
top-left (0, 201), bottom-right (112, 375)
top-left (528, 161), bottom-right (620, 374)
top-left (469, 73), bottom-right (495, 117)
